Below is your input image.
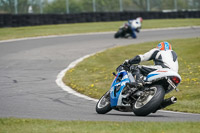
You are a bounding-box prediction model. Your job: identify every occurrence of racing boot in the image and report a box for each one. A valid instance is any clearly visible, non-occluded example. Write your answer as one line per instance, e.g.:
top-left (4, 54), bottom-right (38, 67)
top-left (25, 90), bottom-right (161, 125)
top-left (135, 72), bottom-right (145, 88)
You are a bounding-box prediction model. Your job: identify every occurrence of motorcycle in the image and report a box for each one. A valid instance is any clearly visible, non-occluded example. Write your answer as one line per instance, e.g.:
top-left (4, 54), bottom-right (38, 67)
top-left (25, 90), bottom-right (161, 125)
top-left (96, 64), bottom-right (181, 116)
top-left (114, 22), bottom-right (140, 38)
top-left (114, 23), bottom-right (132, 38)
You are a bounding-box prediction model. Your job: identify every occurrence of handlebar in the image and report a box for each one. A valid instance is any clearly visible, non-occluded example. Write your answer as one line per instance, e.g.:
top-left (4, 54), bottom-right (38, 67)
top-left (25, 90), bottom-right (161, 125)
top-left (116, 64), bottom-right (138, 72)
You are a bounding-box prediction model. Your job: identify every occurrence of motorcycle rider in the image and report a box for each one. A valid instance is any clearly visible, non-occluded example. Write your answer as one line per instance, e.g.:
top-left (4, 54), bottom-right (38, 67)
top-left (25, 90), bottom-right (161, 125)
top-left (123, 41), bottom-right (178, 87)
top-left (126, 17), bottom-right (143, 38)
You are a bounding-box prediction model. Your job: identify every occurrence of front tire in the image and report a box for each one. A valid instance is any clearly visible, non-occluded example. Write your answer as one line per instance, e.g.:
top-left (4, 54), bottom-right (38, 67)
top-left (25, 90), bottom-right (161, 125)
top-left (96, 91), bottom-right (112, 114)
top-left (114, 29), bottom-right (123, 38)
top-left (133, 85), bottom-right (165, 116)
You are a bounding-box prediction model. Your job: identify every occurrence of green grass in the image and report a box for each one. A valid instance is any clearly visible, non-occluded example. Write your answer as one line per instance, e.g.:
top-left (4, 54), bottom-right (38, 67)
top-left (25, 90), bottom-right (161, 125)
top-left (0, 118), bottom-right (199, 133)
top-left (0, 18), bottom-right (199, 40)
top-left (63, 37), bottom-right (200, 113)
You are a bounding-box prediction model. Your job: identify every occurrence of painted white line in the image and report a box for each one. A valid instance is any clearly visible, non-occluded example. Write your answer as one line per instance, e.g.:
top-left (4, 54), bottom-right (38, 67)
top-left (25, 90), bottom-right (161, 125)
top-left (0, 32), bottom-right (113, 43)
top-left (56, 53), bottom-right (98, 102)
top-left (159, 110), bottom-right (200, 115)
top-left (1, 26), bottom-right (199, 43)
top-left (141, 26), bottom-right (200, 32)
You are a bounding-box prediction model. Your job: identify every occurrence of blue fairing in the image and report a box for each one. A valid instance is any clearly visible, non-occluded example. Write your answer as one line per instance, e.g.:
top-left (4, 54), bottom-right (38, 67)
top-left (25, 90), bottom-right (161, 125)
top-left (110, 71), bottom-right (130, 107)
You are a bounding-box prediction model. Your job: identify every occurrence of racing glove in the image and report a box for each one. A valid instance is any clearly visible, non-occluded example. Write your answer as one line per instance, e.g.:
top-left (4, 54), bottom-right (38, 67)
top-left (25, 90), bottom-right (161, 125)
top-left (129, 55), bottom-right (141, 64)
top-left (123, 59), bottom-right (130, 66)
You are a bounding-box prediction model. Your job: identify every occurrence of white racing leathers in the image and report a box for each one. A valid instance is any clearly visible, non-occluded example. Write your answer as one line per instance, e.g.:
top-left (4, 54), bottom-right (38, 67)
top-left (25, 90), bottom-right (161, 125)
top-left (129, 19), bottom-right (142, 30)
top-left (128, 17), bottom-right (142, 30)
top-left (138, 48), bottom-right (178, 73)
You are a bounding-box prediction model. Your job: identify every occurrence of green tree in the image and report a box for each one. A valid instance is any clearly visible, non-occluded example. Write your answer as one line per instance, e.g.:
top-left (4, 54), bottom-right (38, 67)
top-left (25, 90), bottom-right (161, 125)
top-left (43, 0), bottom-right (87, 14)
top-left (131, 0), bottom-right (147, 11)
top-left (78, 0), bottom-right (93, 12)
top-left (0, 0), bottom-right (41, 14)
top-left (18, 0), bottom-right (29, 14)
top-left (0, 0), bottom-right (15, 13)
top-left (1, 0), bottom-right (199, 14)
top-left (95, 0), bottom-right (120, 12)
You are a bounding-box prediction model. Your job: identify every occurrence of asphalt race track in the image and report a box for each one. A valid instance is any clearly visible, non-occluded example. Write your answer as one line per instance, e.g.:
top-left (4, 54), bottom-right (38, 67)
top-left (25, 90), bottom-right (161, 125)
top-left (0, 27), bottom-right (200, 121)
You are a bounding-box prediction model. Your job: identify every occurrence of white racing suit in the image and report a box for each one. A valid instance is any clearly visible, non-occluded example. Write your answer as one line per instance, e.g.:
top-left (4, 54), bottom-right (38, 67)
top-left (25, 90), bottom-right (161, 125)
top-left (128, 48), bottom-right (178, 83)
top-left (127, 19), bottom-right (142, 38)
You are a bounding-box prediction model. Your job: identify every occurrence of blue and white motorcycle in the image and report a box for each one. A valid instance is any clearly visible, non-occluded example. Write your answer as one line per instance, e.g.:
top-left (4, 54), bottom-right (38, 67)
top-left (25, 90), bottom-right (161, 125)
top-left (96, 64), bottom-right (181, 116)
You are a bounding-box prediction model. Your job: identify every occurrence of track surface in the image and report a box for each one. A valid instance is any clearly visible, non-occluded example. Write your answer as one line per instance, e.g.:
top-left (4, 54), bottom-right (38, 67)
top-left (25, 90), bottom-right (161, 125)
top-left (0, 27), bottom-right (200, 121)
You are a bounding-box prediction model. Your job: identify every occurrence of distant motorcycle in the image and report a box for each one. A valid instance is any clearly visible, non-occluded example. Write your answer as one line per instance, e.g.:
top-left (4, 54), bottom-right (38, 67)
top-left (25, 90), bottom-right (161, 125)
top-left (114, 23), bottom-right (132, 38)
top-left (114, 22), bottom-right (141, 38)
top-left (96, 64), bottom-right (181, 116)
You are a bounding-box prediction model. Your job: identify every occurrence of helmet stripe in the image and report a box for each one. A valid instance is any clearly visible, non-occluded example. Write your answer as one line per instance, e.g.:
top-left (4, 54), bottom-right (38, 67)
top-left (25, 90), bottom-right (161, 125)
top-left (164, 42), bottom-right (170, 50)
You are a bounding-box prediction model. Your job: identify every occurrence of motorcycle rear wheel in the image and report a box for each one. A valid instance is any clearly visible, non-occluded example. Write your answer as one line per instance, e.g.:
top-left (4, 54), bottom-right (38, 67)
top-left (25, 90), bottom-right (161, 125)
top-left (132, 85), bottom-right (165, 116)
top-left (96, 91), bottom-right (112, 114)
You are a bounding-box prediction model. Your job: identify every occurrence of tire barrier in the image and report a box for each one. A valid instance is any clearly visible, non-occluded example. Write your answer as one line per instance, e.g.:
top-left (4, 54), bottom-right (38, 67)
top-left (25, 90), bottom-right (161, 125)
top-left (0, 11), bottom-right (199, 27)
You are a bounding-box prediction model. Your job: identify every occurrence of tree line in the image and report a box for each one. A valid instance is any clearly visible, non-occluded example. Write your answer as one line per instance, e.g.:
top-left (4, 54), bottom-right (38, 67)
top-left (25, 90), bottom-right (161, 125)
top-left (0, 0), bottom-right (199, 14)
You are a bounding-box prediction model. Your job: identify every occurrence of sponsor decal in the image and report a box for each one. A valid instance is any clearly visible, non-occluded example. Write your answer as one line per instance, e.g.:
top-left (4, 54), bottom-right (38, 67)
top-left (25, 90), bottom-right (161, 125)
top-left (156, 70), bottom-right (167, 72)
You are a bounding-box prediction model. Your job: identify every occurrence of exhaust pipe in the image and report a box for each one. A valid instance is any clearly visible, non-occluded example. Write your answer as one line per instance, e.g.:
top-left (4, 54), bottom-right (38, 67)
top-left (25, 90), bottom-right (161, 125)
top-left (152, 96), bottom-right (177, 113)
top-left (159, 96), bottom-right (177, 109)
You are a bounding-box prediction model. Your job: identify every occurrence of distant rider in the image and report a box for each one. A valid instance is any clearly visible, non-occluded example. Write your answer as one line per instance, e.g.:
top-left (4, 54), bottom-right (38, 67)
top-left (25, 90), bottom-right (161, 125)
top-left (123, 41), bottom-right (179, 87)
top-left (127, 17), bottom-right (143, 38)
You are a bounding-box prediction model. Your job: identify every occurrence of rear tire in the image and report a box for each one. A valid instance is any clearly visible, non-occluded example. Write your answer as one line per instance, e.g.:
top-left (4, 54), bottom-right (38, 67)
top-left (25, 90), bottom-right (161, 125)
top-left (96, 91), bottom-right (112, 114)
top-left (132, 85), bottom-right (165, 116)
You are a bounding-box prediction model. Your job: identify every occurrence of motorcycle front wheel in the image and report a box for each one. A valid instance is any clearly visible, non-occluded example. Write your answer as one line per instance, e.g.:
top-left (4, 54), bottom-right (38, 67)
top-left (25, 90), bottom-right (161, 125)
top-left (114, 29), bottom-right (123, 38)
top-left (132, 85), bottom-right (165, 116)
top-left (96, 91), bottom-right (112, 114)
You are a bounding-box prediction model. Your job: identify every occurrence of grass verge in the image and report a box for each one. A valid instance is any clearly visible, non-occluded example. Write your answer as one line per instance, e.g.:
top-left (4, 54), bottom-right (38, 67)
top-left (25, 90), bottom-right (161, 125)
top-left (0, 118), bottom-right (200, 133)
top-left (63, 37), bottom-right (200, 113)
top-left (0, 18), bottom-right (200, 41)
